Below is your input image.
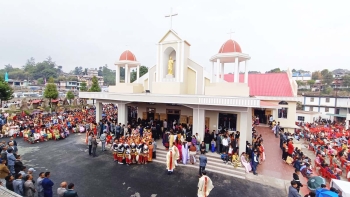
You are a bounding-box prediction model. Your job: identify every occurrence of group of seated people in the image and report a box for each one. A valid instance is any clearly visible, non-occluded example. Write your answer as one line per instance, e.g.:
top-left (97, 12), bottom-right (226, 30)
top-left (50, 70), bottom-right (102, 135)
top-left (292, 148), bottom-right (314, 179)
top-left (22, 125), bottom-right (70, 143)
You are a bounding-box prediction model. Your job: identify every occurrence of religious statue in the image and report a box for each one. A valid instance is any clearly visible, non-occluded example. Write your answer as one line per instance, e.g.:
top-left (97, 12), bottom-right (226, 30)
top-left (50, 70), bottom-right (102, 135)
top-left (167, 56), bottom-right (174, 75)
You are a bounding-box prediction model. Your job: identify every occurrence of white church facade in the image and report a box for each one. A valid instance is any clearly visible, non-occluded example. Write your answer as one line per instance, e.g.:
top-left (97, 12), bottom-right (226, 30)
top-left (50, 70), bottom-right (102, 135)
top-left (79, 29), bottom-right (300, 154)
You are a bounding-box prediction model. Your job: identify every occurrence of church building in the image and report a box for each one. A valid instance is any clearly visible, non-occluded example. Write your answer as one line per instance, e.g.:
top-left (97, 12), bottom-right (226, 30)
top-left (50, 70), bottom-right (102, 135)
top-left (79, 29), bottom-right (300, 154)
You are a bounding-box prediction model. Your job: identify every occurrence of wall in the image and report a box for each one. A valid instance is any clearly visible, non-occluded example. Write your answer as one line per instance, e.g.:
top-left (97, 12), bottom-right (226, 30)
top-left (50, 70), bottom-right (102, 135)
top-left (187, 67), bottom-right (196, 94)
top-left (188, 58), bottom-right (204, 94)
top-left (271, 100), bottom-right (298, 127)
top-left (205, 110), bottom-right (219, 132)
top-left (205, 83), bottom-right (250, 97)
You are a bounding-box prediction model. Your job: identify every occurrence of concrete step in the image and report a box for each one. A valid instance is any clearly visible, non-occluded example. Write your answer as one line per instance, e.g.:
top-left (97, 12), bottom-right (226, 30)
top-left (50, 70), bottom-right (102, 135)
top-left (154, 149), bottom-right (246, 179)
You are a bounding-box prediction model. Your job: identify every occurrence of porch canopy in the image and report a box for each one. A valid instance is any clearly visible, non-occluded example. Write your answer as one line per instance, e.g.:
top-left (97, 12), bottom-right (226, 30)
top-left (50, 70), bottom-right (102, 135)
top-left (260, 101), bottom-right (279, 109)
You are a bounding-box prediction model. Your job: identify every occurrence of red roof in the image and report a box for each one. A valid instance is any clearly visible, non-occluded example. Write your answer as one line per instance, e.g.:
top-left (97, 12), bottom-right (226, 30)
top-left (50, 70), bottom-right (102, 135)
top-left (51, 99), bottom-right (60, 103)
top-left (224, 73), bottom-right (294, 97)
top-left (119, 50), bottom-right (137, 61)
top-left (219, 39), bottom-right (242, 53)
top-left (31, 100), bottom-right (42, 104)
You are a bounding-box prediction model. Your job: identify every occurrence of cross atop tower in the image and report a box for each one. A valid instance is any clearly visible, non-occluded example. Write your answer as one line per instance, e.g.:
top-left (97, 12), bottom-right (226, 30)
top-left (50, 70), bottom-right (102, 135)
top-left (165, 8), bottom-right (178, 29)
top-left (227, 29), bottom-right (235, 39)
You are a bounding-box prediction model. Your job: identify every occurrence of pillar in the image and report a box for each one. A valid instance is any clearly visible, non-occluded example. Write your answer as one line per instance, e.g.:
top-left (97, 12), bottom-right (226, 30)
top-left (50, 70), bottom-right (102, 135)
top-left (211, 62), bottom-right (215, 83)
top-left (244, 60), bottom-right (248, 84)
top-left (234, 57), bottom-right (239, 83)
top-left (117, 102), bottom-right (127, 125)
top-left (216, 59), bottom-right (221, 83)
top-left (136, 64), bottom-right (140, 83)
top-left (125, 64), bottom-right (129, 83)
top-left (95, 101), bottom-right (103, 123)
top-left (246, 108), bottom-right (253, 143)
top-left (115, 65), bottom-right (120, 83)
top-left (221, 63), bottom-right (224, 80)
top-left (193, 107), bottom-right (205, 142)
top-left (239, 112), bottom-right (248, 155)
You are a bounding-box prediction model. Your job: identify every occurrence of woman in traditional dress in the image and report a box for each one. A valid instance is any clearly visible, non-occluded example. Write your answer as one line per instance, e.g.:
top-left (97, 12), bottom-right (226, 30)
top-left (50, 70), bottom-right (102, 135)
top-left (182, 141), bottom-right (189, 165)
top-left (189, 143), bottom-right (197, 164)
top-left (259, 141), bottom-right (266, 162)
top-left (240, 152), bottom-right (252, 173)
top-left (176, 139), bottom-right (182, 163)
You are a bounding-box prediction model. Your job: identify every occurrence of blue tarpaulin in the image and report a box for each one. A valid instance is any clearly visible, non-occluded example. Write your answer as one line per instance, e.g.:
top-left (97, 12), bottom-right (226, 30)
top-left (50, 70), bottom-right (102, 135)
top-left (316, 188), bottom-right (338, 197)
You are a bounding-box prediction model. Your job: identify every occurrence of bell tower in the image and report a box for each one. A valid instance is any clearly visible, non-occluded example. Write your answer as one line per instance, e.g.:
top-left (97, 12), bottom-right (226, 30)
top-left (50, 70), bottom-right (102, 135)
top-left (153, 30), bottom-right (191, 94)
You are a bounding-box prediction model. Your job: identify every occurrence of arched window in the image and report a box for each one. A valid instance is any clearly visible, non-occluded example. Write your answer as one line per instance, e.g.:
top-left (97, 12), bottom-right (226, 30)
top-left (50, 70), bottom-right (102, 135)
top-left (278, 101), bottom-right (288, 105)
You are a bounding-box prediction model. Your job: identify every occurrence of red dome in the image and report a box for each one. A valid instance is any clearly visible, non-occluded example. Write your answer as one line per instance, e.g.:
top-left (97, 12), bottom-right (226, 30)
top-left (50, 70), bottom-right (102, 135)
top-left (119, 50), bottom-right (137, 61)
top-left (218, 39), bottom-right (242, 53)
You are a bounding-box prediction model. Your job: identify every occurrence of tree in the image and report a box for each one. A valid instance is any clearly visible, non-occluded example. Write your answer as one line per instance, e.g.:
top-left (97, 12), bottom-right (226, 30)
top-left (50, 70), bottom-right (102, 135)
top-left (130, 66), bottom-right (149, 83)
top-left (322, 72), bottom-right (334, 86)
top-left (66, 90), bottom-right (75, 105)
top-left (342, 75), bottom-right (350, 87)
top-left (307, 80), bottom-right (316, 87)
top-left (44, 77), bottom-right (59, 113)
top-left (80, 82), bottom-right (88, 91)
top-left (296, 80), bottom-right (306, 88)
top-left (0, 76), bottom-right (14, 106)
top-left (312, 71), bottom-right (322, 80)
top-left (321, 69), bottom-right (330, 77)
top-left (37, 78), bottom-right (44, 85)
top-left (266, 68), bottom-right (281, 73)
top-left (74, 67), bottom-right (83, 75)
top-left (89, 76), bottom-right (101, 92)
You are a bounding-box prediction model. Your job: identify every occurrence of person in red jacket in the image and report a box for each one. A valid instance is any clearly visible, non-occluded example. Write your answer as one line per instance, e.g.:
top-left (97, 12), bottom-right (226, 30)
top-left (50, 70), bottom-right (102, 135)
top-left (287, 140), bottom-right (294, 157)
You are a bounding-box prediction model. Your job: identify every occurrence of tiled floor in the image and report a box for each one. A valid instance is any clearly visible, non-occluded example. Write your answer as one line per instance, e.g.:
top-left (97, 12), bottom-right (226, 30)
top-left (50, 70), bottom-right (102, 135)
top-left (255, 126), bottom-right (295, 180)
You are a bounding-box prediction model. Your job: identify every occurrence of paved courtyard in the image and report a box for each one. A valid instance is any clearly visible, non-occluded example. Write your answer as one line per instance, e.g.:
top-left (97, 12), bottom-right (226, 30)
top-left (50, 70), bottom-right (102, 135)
top-left (16, 133), bottom-right (285, 197)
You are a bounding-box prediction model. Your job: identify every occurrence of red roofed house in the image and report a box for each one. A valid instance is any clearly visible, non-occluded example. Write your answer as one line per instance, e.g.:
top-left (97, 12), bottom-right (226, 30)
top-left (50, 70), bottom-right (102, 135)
top-left (81, 29), bottom-right (300, 155)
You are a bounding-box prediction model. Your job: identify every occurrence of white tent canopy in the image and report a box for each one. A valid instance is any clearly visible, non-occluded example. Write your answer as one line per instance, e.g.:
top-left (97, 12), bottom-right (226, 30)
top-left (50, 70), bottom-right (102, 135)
top-left (331, 179), bottom-right (350, 197)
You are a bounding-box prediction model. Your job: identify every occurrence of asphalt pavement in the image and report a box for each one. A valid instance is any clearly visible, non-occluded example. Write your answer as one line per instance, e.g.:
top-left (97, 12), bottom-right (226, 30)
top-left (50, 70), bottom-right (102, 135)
top-left (17, 134), bottom-right (285, 197)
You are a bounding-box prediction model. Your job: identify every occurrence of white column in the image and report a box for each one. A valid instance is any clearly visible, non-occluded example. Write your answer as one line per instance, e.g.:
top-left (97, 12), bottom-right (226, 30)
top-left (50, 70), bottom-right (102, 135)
top-left (95, 101), bottom-right (103, 123)
top-left (117, 102), bottom-right (127, 125)
top-left (246, 108), bottom-right (253, 143)
top-left (193, 107), bottom-right (205, 143)
top-left (181, 41), bottom-right (185, 82)
top-left (239, 112), bottom-right (248, 155)
top-left (234, 57), bottom-right (239, 83)
top-left (216, 59), bottom-right (221, 83)
top-left (159, 44), bottom-right (163, 81)
top-left (115, 65), bottom-right (120, 84)
top-left (211, 62), bottom-right (215, 83)
top-left (124, 64), bottom-right (129, 84)
top-left (244, 60), bottom-right (249, 84)
top-left (176, 41), bottom-right (180, 82)
top-left (156, 44), bottom-right (160, 82)
top-left (221, 63), bottom-right (224, 80)
top-left (136, 64), bottom-right (140, 83)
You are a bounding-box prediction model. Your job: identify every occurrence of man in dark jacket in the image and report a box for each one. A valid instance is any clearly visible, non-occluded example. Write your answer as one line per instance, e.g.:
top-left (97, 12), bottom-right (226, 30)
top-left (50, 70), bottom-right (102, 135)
top-left (42, 172), bottom-right (54, 197)
top-left (63, 183), bottom-right (78, 197)
top-left (216, 134), bottom-right (221, 154)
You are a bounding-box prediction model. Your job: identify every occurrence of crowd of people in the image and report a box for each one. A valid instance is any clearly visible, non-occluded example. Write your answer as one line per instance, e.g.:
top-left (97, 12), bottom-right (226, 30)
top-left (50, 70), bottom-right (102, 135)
top-left (0, 138), bottom-right (78, 197)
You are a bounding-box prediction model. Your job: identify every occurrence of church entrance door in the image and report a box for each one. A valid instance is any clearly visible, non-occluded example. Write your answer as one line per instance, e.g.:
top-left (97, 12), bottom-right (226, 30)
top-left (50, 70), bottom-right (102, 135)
top-left (254, 109), bottom-right (267, 124)
top-left (147, 108), bottom-right (156, 122)
top-left (218, 113), bottom-right (237, 131)
top-left (167, 109), bottom-right (181, 128)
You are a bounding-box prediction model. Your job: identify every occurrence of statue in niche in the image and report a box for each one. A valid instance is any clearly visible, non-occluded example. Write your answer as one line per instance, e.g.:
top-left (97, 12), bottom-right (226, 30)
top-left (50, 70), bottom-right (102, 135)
top-left (167, 56), bottom-right (174, 75)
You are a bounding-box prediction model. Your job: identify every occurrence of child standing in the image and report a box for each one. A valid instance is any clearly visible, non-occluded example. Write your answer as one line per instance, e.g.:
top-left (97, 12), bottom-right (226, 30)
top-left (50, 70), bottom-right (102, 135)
top-left (211, 139), bottom-right (216, 153)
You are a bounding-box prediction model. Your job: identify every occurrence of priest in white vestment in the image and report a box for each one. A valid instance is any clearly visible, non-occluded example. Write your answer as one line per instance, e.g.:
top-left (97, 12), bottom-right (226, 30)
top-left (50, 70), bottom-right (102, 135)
top-left (166, 149), bottom-right (176, 175)
top-left (197, 171), bottom-right (214, 197)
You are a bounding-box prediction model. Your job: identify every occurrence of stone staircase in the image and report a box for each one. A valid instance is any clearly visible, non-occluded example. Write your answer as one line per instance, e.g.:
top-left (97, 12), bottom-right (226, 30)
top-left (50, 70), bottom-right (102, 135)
top-left (153, 147), bottom-right (246, 179)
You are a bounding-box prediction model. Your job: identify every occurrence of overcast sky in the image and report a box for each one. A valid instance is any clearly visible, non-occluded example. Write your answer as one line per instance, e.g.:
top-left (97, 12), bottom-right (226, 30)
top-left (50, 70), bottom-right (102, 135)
top-left (0, 0), bottom-right (349, 73)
